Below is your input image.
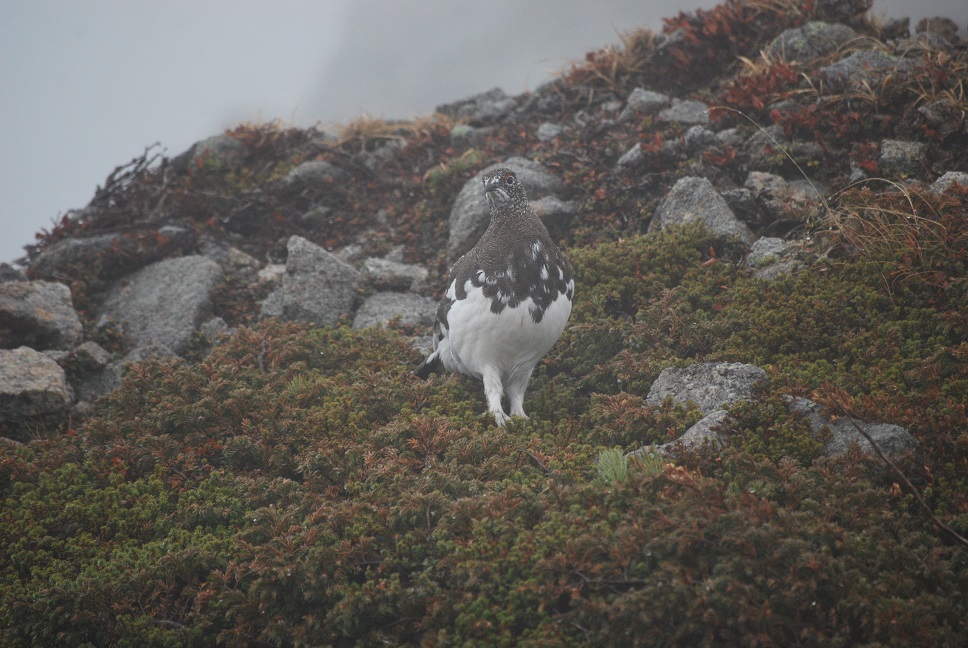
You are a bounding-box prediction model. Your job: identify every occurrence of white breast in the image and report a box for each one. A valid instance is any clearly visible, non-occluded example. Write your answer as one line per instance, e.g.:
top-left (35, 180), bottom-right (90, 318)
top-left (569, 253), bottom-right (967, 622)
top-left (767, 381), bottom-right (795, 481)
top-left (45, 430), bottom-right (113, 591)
top-left (440, 281), bottom-right (572, 381)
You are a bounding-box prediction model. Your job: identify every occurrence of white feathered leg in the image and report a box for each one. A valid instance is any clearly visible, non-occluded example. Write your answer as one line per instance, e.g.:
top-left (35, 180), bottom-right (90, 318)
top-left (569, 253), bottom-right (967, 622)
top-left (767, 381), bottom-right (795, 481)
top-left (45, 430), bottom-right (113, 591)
top-left (482, 366), bottom-right (509, 426)
top-left (505, 366), bottom-right (535, 419)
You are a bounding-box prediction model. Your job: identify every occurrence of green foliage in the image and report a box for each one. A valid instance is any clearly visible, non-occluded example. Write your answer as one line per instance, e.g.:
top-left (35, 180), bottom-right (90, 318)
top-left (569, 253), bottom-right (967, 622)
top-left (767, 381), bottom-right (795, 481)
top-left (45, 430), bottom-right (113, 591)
top-left (6, 219), bottom-right (968, 646)
top-left (596, 448), bottom-right (628, 483)
top-left (3, 269), bottom-right (966, 644)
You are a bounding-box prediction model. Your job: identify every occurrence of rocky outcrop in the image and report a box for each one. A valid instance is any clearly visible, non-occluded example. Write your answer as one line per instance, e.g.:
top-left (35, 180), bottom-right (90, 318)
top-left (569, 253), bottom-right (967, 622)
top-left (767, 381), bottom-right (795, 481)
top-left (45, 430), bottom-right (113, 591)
top-left (0, 347), bottom-right (72, 441)
top-left (2, 2), bottom-right (949, 460)
top-left (260, 236), bottom-right (359, 326)
top-left (359, 258), bottom-right (428, 292)
top-left (657, 99), bottom-right (710, 125)
top-left (619, 88), bottom-right (671, 121)
top-left (765, 21), bottom-right (857, 62)
top-left (633, 362), bottom-right (768, 454)
top-left (352, 292), bottom-right (437, 330)
top-left (787, 397), bottom-right (918, 458)
top-left (635, 361), bottom-right (918, 459)
top-left (818, 50), bottom-right (923, 93)
top-left (743, 237), bottom-right (803, 279)
top-left (649, 177), bottom-right (755, 244)
top-left (647, 362), bottom-right (768, 415)
top-left (0, 280), bottom-right (83, 350)
top-left (282, 159), bottom-right (349, 186)
top-left (170, 133), bottom-right (249, 172)
top-left (437, 87), bottom-right (519, 124)
top-left (98, 255), bottom-right (223, 355)
top-left (879, 139), bottom-right (927, 179)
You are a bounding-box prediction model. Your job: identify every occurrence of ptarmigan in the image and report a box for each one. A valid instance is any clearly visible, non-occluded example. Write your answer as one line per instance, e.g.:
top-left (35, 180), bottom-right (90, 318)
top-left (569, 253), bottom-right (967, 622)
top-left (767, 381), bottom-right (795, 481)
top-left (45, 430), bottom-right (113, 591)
top-left (415, 167), bottom-right (574, 426)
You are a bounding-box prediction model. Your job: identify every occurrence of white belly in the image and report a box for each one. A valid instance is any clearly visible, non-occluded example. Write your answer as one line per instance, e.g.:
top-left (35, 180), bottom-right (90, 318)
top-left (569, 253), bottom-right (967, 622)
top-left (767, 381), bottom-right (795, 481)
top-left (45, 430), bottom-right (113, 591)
top-left (441, 282), bottom-right (572, 381)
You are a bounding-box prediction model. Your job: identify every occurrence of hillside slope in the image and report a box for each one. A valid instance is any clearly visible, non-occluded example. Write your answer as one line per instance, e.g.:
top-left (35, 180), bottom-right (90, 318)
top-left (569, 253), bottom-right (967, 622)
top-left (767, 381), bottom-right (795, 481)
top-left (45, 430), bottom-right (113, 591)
top-left (2, 1), bottom-right (967, 645)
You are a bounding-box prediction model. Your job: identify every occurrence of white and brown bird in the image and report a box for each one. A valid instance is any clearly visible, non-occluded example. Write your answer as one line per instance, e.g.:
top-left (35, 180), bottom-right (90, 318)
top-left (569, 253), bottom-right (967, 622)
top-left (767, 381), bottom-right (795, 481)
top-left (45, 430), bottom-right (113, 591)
top-left (415, 167), bottom-right (574, 426)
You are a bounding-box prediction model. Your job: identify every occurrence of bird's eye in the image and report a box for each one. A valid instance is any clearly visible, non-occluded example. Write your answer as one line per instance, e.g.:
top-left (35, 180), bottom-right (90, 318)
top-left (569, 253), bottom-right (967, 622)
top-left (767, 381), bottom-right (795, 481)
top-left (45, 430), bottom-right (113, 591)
top-left (504, 175), bottom-right (515, 186)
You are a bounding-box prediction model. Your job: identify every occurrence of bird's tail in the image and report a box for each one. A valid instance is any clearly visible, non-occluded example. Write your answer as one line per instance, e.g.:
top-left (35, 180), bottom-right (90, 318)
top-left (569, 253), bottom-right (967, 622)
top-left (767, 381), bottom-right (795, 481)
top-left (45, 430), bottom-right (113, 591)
top-left (414, 351), bottom-right (442, 380)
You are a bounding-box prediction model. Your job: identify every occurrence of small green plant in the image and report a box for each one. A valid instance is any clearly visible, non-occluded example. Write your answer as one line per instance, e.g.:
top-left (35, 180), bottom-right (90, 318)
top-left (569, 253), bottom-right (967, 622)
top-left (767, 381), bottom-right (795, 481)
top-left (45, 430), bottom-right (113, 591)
top-left (629, 448), bottom-right (669, 477)
top-left (598, 447), bottom-right (668, 484)
top-left (597, 448), bottom-right (629, 484)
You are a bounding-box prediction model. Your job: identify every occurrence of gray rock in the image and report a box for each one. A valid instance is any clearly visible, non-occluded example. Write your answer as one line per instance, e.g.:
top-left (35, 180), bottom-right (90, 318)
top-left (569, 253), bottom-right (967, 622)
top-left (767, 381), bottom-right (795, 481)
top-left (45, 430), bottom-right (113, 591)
top-left (199, 317), bottom-right (230, 341)
top-left (721, 188), bottom-right (766, 228)
top-left (931, 171), bottom-right (968, 194)
top-left (530, 196), bottom-right (579, 242)
top-left (61, 341), bottom-right (111, 401)
top-left (259, 289), bottom-right (284, 320)
top-left (765, 21), bottom-right (857, 62)
top-left (98, 255), bottom-right (223, 354)
top-left (437, 87), bottom-right (517, 123)
top-left (27, 233), bottom-right (122, 281)
top-left (27, 227), bottom-right (193, 282)
top-left (447, 157), bottom-right (565, 262)
top-left (658, 99), bottom-right (709, 125)
top-left (918, 99), bottom-right (964, 138)
top-left (744, 237), bottom-right (791, 267)
top-left (715, 128), bottom-right (744, 149)
top-left (282, 159), bottom-right (348, 186)
top-left (647, 362), bottom-right (768, 415)
top-left (619, 88), bottom-right (671, 121)
top-left (649, 177), bottom-right (755, 244)
top-left (333, 243), bottom-right (366, 264)
top-left (257, 263), bottom-right (286, 286)
top-left (357, 139), bottom-right (405, 172)
top-left (683, 126), bottom-right (719, 154)
top-left (260, 236), bottom-right (359, 326)
top-left (0, 263), bottom-right (26, 282)
top-left (741, 125), bottom-right (790, 171)
top-left (197, 317), bottom-right (232, 357)
top-left (787, 397), bottom-right (918, 458)
top-left (818, 51), bottom-right (921, 93)
top-left (0, 281), bottom-right (83, 350)
top-left (536, 122), bottom-right (562, 142)
top-left (360, 257), bottom-right (428, 292)
top-left (668, 409), bottom-right (730, 450)
top-left (0, 346), bottom-right (72, 440)
top-left (449, 124), bottom-right (494, 146)
top-left (881, 16), bottom-right (910, 40)
top-left (601, 100), bottom-right (623, 114)
top-left (614, 143), bottom-right (645, 172)
top-left (67, 341), bottom-right (111, 370)
top-left (879, 139), bottom-right (926, 179)
top-left (745, 237), bottom-right (804, 279)
top-left (352, 292), bottom-right (437, 329)
top-left (202, 241), bottom-right (261, 273)
top-left (171, 134), bottom-right (248, 172)
top-left (122, 345), bottom-right (178, 365)
top-left (383, 245), bottom-right (405, 264)
top-left (744, 171), bottom-right (824, 223)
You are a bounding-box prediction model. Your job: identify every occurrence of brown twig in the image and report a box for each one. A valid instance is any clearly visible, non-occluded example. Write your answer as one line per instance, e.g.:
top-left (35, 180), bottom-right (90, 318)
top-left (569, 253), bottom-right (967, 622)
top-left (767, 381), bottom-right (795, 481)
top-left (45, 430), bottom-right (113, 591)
top-left (828, 395), bottom-right (968, 550)
top-left (520, 450), bottom-right (553, 475)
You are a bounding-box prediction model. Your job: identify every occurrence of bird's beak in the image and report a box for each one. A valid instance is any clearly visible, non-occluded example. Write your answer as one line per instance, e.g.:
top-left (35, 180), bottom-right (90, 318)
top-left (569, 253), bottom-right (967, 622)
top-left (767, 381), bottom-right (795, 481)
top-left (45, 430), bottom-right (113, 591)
top-left (483, 174), bottom-right (501, 193)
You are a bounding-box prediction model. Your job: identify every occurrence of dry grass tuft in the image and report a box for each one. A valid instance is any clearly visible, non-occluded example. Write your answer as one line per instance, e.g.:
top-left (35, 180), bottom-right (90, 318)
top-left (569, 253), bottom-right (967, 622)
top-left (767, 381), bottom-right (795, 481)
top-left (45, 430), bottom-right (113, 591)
top-left (334, 113), bottom-right (455, 153)
top-left (822, 181), bottom-right (967, 295)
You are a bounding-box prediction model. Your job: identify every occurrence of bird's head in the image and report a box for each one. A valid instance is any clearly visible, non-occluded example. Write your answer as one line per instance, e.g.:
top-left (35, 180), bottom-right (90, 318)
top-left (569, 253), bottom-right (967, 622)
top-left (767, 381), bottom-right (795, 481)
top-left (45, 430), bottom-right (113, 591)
top-left (483, 168), bottom-right (528, 212)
